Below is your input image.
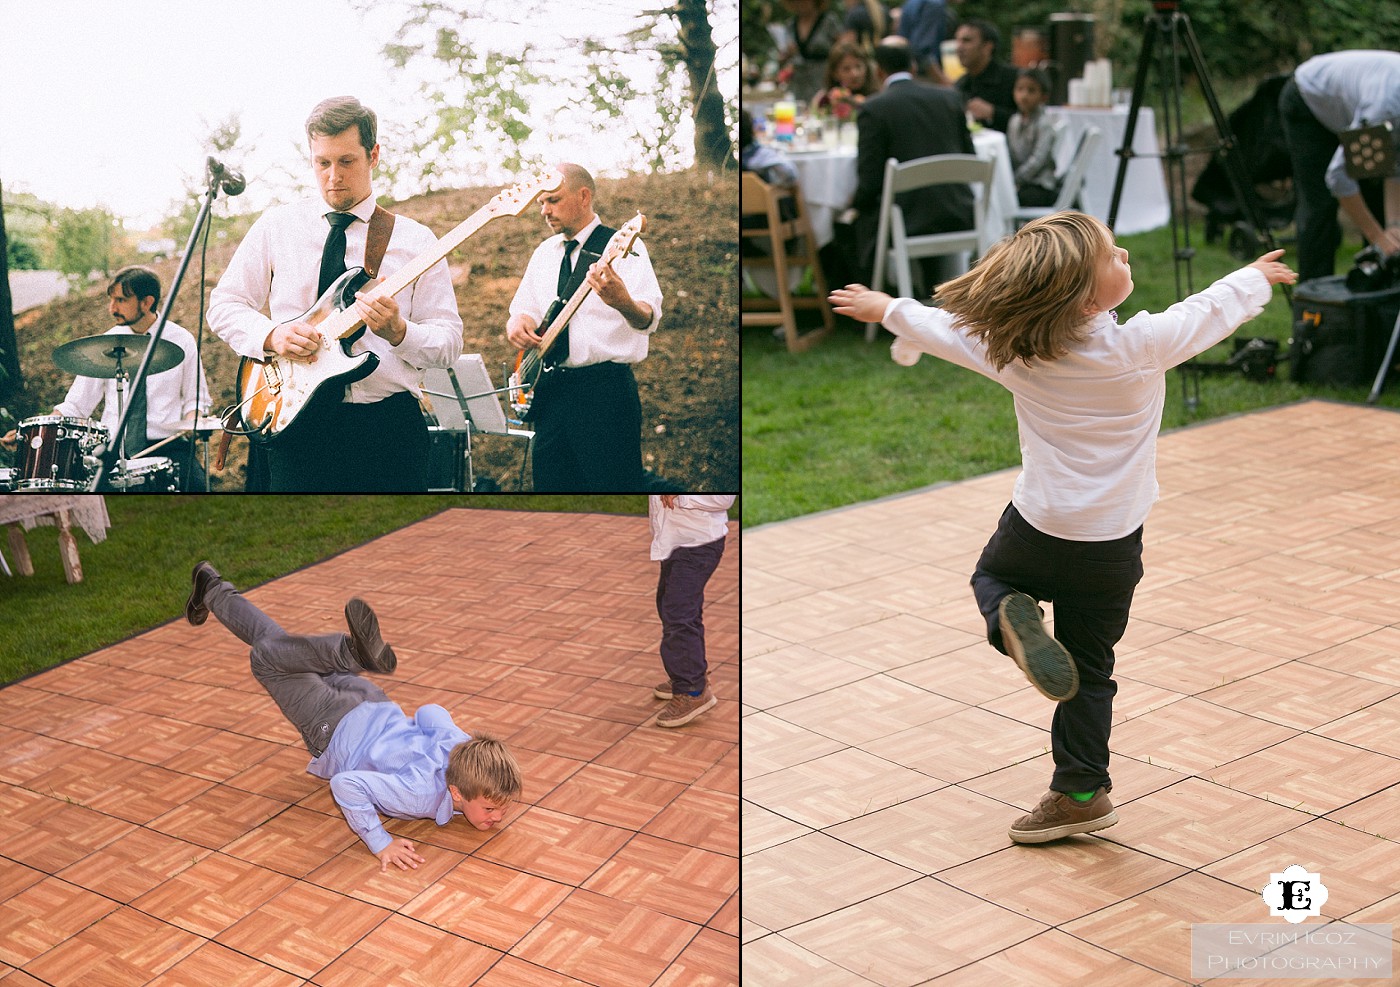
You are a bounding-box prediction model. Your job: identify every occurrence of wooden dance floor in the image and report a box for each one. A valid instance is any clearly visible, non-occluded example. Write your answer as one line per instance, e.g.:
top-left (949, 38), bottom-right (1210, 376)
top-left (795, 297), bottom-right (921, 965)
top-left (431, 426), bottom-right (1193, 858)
top-left (744, 400), bottom-right (1400, 986)
top-left (0, 508), bottom-right (738, 986)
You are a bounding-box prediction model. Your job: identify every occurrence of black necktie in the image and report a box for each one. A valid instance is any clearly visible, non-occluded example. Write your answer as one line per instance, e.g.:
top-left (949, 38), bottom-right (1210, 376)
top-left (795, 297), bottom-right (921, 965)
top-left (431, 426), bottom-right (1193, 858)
top-left (127, 371), bottom-right (148, 457)
top-left (318, 212), bottom-right (356, 296)
top-left (557, 238), bottom-right (578, 297)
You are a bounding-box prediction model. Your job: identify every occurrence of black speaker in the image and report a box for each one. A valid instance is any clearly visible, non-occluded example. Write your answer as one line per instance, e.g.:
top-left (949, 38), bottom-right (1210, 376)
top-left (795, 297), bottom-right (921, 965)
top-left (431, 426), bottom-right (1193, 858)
top-left (426, 429), bottom-right (467, 492)
top-left (1048, 13), bottom-right (1094, 105)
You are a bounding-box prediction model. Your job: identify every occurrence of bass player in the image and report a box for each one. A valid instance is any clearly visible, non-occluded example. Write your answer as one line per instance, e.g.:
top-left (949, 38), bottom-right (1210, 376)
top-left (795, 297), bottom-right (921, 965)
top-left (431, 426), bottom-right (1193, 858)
top-left (505, 163), bottom-right (663, 492)
top-left (208, 96), bottom-right (463, 491)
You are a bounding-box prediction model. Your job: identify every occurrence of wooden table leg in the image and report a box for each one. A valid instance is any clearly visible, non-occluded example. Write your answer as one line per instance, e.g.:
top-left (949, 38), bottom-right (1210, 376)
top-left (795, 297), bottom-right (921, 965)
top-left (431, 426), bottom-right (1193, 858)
top-left (7, 523), bottom-right (34, 576)
top-left (56, 509), bottom-right (83, 584)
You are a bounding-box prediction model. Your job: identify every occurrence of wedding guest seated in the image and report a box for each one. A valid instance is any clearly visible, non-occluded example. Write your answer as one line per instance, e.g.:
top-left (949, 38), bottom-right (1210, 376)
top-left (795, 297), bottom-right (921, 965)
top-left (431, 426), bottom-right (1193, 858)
top-left (1008, 68), bottom-right (1060, 207)
top-left (811, 41), bottom-right (878, 118)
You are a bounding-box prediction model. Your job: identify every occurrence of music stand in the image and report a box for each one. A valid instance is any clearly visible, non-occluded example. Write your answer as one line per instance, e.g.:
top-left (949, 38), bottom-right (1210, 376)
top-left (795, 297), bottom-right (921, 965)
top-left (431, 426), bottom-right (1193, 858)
top-left (421, 354), bottom-right (535, 490)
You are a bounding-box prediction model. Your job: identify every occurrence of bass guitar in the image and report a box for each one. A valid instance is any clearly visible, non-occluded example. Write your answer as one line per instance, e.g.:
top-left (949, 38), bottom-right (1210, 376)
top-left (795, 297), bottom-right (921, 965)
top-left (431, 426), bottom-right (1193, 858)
top-left (233, 171), bottom-right (563, 444)
top-left (508, 212), bottom-right (647, 420)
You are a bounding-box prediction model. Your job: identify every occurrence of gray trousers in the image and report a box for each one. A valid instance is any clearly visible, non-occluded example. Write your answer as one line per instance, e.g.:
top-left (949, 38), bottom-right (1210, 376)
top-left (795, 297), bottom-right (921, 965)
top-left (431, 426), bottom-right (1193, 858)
top-left (206, 577), bottom-right (387, 757)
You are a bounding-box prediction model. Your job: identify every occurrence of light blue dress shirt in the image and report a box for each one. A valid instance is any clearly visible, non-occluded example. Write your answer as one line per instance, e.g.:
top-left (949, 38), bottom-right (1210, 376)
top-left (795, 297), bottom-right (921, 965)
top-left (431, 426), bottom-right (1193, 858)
top-left (307, 701), bottom-right (469, 855)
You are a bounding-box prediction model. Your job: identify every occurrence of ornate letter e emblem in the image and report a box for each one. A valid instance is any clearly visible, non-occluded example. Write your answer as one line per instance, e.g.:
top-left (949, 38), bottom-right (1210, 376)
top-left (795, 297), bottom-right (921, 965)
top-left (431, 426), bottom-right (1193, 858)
top-left (1261, 864), bottom-right (1328, 924)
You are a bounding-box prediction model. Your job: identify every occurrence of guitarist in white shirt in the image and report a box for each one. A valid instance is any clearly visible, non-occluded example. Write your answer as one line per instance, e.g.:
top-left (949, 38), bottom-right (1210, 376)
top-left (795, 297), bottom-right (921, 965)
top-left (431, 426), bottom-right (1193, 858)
top-left (506, 163), bottom-right (663, 492)
top-left (208, 96), bottom-right (463, 491)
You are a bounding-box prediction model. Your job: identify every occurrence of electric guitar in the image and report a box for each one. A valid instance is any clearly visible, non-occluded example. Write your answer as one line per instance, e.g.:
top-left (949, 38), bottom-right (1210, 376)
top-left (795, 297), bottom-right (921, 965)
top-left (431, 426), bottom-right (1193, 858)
top-left (508, 212), bottom-right (647, 420)
top-left (233, 171), bottom-right (563, 444)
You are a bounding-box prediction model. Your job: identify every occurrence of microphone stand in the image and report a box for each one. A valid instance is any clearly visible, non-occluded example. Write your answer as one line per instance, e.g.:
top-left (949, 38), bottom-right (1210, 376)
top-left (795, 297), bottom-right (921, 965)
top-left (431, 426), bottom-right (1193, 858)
top-left (90, 160), bottom-right (234, 490)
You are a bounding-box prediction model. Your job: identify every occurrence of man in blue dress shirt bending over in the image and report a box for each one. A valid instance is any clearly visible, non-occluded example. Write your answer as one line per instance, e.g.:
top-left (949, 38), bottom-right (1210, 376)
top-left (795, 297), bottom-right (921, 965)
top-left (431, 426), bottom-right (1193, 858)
top-left (185, 561), bottom-right (522, 872)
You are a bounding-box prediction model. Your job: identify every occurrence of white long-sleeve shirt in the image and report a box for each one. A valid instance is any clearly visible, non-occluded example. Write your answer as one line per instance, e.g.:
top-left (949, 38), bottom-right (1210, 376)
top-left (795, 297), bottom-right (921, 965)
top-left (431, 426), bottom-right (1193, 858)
top-left (882, 267), bottom-right (1272, 540)
top-left (649, 495), bottom-right (736, 560)
top-left (508, 215), bottom-right (662, 367)
top-left (53, 322), bottom-right (211, 441)
top-left (208, 194), bottom-right (463, 403)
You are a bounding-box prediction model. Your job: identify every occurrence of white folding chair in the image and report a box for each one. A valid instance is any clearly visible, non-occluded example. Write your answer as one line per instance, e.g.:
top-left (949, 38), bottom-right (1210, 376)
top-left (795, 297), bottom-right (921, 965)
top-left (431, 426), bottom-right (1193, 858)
top-left (866, 153), bottom-right (994, 342)
top-left (1010, 126), bottom-right (1102, 228)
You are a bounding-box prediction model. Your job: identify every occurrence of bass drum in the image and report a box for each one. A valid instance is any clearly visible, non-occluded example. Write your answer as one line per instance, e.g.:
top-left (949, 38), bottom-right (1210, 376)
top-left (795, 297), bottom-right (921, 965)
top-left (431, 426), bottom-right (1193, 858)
top-left (16, 415), bottom-right (108, 490)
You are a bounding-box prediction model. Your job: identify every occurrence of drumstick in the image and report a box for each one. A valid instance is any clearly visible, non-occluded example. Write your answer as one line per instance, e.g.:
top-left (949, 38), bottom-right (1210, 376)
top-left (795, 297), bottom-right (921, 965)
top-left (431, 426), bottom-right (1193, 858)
top-left (132, 430), bottom-right (190, 459)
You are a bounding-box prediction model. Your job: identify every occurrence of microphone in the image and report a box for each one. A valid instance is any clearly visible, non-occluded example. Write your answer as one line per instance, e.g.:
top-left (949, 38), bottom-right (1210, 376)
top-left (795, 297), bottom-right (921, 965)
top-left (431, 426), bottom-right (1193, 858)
top-left (207, 156), bottom-right (247, 196)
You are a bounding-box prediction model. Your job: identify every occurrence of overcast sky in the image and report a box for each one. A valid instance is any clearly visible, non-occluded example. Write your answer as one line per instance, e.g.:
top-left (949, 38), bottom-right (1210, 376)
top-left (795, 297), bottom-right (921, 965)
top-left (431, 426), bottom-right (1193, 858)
top-left (1, 0), bottom-right (738, 230)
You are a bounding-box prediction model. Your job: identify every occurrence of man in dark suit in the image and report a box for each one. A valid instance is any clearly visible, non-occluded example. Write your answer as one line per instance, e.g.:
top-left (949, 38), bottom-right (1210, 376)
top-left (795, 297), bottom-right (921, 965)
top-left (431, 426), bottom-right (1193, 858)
top-left (849, 38), bottom-right (976, 289)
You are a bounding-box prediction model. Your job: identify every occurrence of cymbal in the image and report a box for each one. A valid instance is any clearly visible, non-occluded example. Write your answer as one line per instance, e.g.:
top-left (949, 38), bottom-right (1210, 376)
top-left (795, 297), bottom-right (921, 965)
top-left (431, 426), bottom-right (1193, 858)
top-left (53, 333), bottom-right (184, 379)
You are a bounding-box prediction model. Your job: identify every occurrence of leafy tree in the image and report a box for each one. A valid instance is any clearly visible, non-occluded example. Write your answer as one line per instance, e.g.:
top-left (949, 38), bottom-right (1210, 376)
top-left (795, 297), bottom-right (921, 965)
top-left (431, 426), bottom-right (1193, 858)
top-left (7, 235), bottom-right (40, 271)
top-left (358, 0), bottom-right (735, 182)
top-left (51, 206), bottom-right (124, 284)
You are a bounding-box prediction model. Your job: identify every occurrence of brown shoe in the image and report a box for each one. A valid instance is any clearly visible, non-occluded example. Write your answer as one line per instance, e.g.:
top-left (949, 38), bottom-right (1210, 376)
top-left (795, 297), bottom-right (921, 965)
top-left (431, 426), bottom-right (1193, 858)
top-left (344, 598), bottom-right (396, 673)
top-left (656, 688), bottom-right (717, 728)
top-left (186, 561), bottom-right (221, 626)
top-left (1008, 788), bottom-right (1118, 844)
top-left (999, 592), bottom-right (1079, 702)
top-left (654, 676), bottom-right (710, 701)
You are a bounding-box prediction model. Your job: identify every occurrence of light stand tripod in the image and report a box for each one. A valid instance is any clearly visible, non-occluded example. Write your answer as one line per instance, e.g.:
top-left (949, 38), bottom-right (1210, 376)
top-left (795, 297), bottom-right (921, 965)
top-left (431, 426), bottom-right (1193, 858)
top-left (1107, 0), bottom-right (1284, 410)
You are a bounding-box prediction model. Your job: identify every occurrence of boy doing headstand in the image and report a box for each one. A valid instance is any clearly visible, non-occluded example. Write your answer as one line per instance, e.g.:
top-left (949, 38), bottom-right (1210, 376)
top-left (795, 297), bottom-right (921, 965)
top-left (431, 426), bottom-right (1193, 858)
top-left (831, 212), bottom-right (1295, 843)
top-left (185, 561), bottom-right (522, 871)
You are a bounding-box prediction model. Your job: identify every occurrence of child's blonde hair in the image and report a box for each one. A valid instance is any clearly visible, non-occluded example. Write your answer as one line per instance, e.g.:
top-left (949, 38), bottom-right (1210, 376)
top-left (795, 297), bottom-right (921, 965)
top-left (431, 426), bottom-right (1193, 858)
top-left (934, 211), bottom-right (1114, 371)
top-left (446, 733), bottom-right (523, 804)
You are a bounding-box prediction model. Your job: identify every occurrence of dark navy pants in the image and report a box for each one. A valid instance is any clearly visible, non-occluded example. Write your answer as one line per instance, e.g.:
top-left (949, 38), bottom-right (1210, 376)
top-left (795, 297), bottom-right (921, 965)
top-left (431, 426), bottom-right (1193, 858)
top-left (970, 503), bottom-right (1143, 794)
top-left (656, 534), bottom-right (726, 695)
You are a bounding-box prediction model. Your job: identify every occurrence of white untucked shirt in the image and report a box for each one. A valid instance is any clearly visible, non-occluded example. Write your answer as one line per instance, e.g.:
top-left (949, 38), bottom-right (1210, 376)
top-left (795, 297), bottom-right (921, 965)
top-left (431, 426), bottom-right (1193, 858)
top-left (881, 267), bottom-right (1272, 540)
top-left (208, 194), bottom-right (463, 403)
top-left (54, 322), bottom-right (211, 442)
top-left (649, 495), bottom-right (736, 560)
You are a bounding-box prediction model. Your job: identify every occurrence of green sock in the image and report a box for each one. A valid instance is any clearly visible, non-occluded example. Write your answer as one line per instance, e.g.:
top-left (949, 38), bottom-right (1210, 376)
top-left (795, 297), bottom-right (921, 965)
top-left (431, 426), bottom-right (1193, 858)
top-left (1067, 790), bottom-right (1096, 802)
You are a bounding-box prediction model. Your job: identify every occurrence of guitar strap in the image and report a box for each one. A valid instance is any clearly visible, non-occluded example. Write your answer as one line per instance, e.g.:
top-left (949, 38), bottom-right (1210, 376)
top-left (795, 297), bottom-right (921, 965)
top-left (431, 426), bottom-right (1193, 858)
top-left (545, 223), bottom-right (616, 367)
top-left (364, 205), bottom-right (397, 279)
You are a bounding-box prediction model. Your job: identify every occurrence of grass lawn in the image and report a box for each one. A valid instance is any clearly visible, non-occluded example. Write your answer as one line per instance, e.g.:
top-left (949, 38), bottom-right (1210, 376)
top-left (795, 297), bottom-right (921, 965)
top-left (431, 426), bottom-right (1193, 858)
top-left (0, 495), bottom-right (648, 685)
top-left (744, 224), bottom-right (1387, 528)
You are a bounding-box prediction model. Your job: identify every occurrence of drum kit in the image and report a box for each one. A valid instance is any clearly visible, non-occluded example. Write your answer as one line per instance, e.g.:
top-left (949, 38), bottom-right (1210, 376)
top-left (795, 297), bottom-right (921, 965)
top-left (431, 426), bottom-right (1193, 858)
top-left (3, 333), bottom-right (222, 493)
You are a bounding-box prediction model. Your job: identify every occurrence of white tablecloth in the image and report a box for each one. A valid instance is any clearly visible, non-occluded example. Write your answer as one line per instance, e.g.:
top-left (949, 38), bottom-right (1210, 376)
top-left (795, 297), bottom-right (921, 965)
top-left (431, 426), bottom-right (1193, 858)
top-left (0, 495), bottom-right (110, 543)
top-left (1045, 105), bottom-right (1170, 235)
top-left (786, 129), bottom-right (1019, 253)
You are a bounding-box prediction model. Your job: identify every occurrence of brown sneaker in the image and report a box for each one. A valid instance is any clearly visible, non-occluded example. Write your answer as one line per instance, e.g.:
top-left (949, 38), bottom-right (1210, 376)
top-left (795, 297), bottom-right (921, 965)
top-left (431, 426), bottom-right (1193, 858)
top-left (344, 598), bottom-right (396, 673)
top-left (999, 592), bottom-right (1079, 701)
top-left (656, 688), bottom-right (717, 728)
top-left (653, 681), bottom-right (675, 700)
top-left (186, 561), bottom-right (221, 626)
top-left (1008, 788), bottom-right (1118, 844)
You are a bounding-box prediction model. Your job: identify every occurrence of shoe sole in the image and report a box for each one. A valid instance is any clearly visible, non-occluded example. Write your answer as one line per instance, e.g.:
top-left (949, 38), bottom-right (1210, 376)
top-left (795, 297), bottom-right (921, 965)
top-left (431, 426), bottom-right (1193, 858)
top-left (1009, 808), bottom-right (1119, 844)
top-left (656, 694), bottom-right (717, 728)
top-left (345, 598), bottom-right (397, 673)
top-left (186, 561), bottom-right (215, 626)
top-left (1000, 593), bottom-right (1079, 702)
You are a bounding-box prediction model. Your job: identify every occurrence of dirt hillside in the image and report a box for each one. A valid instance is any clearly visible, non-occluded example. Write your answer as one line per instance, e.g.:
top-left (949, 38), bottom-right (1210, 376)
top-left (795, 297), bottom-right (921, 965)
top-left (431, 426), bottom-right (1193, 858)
top-left (9, 168), bottom-right (738, 492)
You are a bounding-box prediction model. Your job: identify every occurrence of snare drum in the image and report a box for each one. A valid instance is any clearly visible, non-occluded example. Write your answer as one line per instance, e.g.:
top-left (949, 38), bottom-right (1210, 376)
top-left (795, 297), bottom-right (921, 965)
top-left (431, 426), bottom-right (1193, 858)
top-left (105, 456), bottom-right (178, 493)
top-left (16, 415), bottom-right (108, 491)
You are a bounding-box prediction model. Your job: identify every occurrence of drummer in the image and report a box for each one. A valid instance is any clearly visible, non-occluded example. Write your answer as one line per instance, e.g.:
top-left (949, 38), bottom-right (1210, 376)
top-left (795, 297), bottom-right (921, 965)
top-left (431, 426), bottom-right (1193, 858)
top-left (5, 266), bottom-right (212, 491)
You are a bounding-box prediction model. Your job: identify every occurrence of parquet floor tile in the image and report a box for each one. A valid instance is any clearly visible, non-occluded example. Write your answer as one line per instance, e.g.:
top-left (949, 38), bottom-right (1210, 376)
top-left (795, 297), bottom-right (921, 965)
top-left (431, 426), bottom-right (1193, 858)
top-left (0, 508), bottom-right (734, 987)
top-left (746, 402), bottom-right (1400, 983)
